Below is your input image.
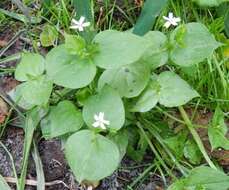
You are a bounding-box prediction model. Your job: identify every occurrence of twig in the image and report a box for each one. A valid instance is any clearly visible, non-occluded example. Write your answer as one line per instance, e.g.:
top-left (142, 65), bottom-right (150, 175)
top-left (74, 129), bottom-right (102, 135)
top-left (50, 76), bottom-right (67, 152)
top-left (4, 177), bottom-right (69, 189)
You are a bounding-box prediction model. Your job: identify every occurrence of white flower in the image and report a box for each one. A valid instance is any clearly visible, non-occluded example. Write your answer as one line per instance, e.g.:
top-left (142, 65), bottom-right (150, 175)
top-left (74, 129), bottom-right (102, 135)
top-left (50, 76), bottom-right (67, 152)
top-left (163, 12), bottom-right (181, 28)
top-left (87, 186), bottom-right (93, 190)
top-left (92, 112), bottom-right (110, 130)
top-left (70, 16), bottom-right (90, 32)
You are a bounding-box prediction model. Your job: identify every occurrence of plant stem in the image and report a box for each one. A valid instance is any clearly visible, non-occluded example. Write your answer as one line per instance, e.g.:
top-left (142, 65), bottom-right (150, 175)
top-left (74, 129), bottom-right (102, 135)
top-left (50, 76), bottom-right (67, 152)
top-left (129, 162), bottom-right (156, 188)
top-left (178, 106), bottom-right (216, 169)
top-left (0, 141), bottom-right (19, 189)
top-left (137, 122), bottom-right (176, 179)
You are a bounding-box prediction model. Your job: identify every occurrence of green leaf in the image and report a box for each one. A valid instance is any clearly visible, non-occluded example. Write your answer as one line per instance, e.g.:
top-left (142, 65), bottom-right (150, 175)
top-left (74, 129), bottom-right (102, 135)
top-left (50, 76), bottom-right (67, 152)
top-left (64, 34), bottom-right (86, 55)
top-left (98, 61), bottom-right (150, 98)
top-left (184, 139), bottom-right (203, 165)
top-left (170, 23), bottom-right (220, 66)
top-left (192, 0), bottom-right (229, 7)
top-left (129, 76), bottom-right (160, 112)
top-left (41, 100), bottom-right (84, 139)
top-left (8, 83), bottom-right (33, 110)
top-left (40, 25), bottom-right (58, 47)
top-left (83, 85), bottom-right (125, 131)
top-left (72, 0), bottom-right (95, 41)
top-left (93, 30), bottom-right (150, 69)
top-left (164, 131), bottom-right (187, 159)
top-left (143, 31), bottom-right (168, 69)
top-left (75, 87), bottom-right (92, 106)
top-left (0, 8), bottom-right (41, 24)
top-left (65, 130), bottom-right (120, 182)
top-left (15, 53), bottom-right (45, 81)
top-left (108, 130), bottom-right (129, 161)
top-left (133, 0), bottom-right (168, 36)
top-left (158, 71), bottom-right (199, 107)
top-left (0, 175), bottom-right (11, 190)
top-left (168, 166), bottom-right (229, 190)
top-left (208, 106), bottom-right (229, 150)
top-left (46, 45), bottom-right (96, 89)
top-left (13, 75), bottom-right (52, 107)
top-left (225, 12), bottom-right (229, 37)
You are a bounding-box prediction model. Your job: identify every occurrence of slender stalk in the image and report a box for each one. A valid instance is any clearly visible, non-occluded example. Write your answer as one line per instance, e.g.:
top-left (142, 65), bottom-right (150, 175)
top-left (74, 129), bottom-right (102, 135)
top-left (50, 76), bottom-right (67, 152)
top-left (142, 119), bottom-right (188, 176)
top-left (178, 106), bottom-right (216, 169)
top-left (0, 141), bottom-right (19, 189)
top-left (156, 106), bottom-right (185, 124)
top-left (137, 122), bottom-right (176, 179)
top-left (129, 162), bottom-right (156, 188)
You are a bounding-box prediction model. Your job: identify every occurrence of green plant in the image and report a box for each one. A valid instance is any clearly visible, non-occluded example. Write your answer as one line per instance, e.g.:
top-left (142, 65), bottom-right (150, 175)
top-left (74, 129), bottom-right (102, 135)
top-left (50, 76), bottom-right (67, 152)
top-left (10, 19), bottom-right (223, 186)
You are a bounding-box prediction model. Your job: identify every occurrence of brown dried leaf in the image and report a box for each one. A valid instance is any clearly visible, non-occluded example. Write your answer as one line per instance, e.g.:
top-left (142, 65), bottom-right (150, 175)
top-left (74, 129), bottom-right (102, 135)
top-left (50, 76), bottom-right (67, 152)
top-left (0, 97), bottom-right (9, 124)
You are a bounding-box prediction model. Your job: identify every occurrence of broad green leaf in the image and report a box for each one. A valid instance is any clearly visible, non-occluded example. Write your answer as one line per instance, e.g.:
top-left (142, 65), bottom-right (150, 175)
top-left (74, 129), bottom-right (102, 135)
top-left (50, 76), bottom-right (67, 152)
top-left (170, 23), bottom-right (220, 66)
top-left (83, 86), bottom-right (125, 131)
top-left (93, 30), bottom-right (150, 69)
top-left (13, 75), bottom-right (52, 107)
top-left (41, 100), bottom-right (84, 139)
top-left (0, 175), bottom-right (11, 190)
top-left (40, 24), bottom-right (58, 47)
top-left (192, 0), bottom-right (229, 7)
top-left (108, 130), bottom-right (129, 161)
top-left (158, 71), bottom-right (199, 107)
top-left (65, 34), bottom-right (86, 55)
top-left (15, 53), bottom-right (45, 81)
top-left (129, 76), bottom-right (160, 112)
top-left (208, 106), bottom-right (229, 150)
top-left (143, 31), bottom-right (168, 69)
top-left (46, 45), bottom-right (96, 89)
top-left (8, 84), bottom-right (33, 110)
top-left (164, 131), bottom-right (187, 159)
top-left (133, 0), bottom-right (168, 36)
top-left (98, 61), bottom-right (150, 98)
top-left (186, 167), bottom-right (229, 190)
top-left (65, 130), bottom-right (120, 182)
top-left (184, 139), bottom-right (202, 165)
top-left (168, 167), bottom-right (229, 190)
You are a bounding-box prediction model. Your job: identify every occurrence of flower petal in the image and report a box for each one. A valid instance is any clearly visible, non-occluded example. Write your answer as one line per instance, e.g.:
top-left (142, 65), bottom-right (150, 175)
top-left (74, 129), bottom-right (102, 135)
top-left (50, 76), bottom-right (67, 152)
top-left (71, 19), bottom-right (79, 25)
top-left (82, 22), bottom-right (90, 27)
top-left (78, 26), bottom-right (84, 31)
top-left (92, 121), bottom-right (100, 128)
top-left (174, 17), bottom-right (181, 22)
top-left (164, 21), bottom-right (171, 28)
top-left (94, 114), bottom-right (99, 121)
top-left (98, 112), bottom-right (105, 120)
top-left (70, 25), bottom-right (80, 30)
top-left (103, 119), bottom-right (110, 125)
top-left (79, 16), bottom-right (85, 24)
top-left (100, 123), bottom-right (106, 130)
top-left (168, 12), bottom-right (174, 19)
top-left (163, 16), bottom-right (169, 21)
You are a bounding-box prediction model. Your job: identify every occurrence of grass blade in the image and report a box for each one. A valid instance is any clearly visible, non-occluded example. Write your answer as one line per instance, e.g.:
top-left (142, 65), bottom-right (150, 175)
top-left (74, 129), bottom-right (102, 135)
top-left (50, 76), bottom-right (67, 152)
top-left (133, 0), bottom-right (168, 36)
top-left (0, 8), bottom-right (41, 24)
top-left (18, 108), bottom-right (41, 190)
top-left (32, 141), bottom-right (45, 190)
top-left (72, 0), bottom-right (95, 41)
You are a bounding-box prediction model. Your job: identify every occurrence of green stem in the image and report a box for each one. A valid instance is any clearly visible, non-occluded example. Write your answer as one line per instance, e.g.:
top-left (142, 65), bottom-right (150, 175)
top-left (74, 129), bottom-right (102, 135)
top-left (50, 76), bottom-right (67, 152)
top-left (156, 106), bottom-right (185, 124)
top-left (129, 162), bottom-right (156, 188)
top-left (0, 141), bottom-right (19, 189)
top-left (178, 106), bottom-right (216, 169)
top-left (137, 122), bottom-right (176, 179)
top-left (142, 118), bottom-right (188, 176)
